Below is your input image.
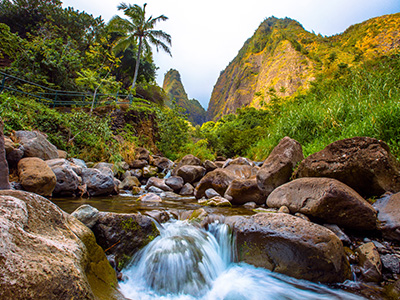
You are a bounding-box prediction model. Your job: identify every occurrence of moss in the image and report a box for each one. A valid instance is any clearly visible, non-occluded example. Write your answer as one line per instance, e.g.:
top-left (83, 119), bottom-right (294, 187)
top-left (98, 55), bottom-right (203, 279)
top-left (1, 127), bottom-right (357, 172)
top-left (121, 218), bottom-right (139, 231)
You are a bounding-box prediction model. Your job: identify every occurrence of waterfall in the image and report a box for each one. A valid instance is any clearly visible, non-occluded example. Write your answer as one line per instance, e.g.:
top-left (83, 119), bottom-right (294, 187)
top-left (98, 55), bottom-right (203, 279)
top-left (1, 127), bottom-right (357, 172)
top-left (119, 220), bottom-right (365, 300)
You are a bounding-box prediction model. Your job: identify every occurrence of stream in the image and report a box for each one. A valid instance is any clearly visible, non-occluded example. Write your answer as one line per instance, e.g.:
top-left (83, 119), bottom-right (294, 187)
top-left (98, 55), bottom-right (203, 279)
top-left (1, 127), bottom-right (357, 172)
top-left (53, 194), bottom-right (366, 300)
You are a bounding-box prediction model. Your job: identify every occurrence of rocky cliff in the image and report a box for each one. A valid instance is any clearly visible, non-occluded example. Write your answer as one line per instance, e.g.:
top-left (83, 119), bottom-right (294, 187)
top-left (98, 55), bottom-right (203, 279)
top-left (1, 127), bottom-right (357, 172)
top-left (162, 69), bottom-right (207, 125)
top-left (207, 14), bottom-right (400, 121)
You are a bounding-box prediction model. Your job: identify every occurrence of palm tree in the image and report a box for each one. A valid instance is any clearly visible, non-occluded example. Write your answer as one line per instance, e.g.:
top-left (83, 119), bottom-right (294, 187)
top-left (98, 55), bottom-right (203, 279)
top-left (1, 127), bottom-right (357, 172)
top-left (109, 2), bottom-right (171, 92)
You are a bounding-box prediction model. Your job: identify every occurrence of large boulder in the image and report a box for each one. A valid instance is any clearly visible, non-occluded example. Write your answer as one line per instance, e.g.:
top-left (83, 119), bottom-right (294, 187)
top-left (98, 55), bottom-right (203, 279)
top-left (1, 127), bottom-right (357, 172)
top-left (0, 120), bottom-right (10, 189)
top-left (165, 176), bottom-right (184, 191)
top-left (135, 147), bottom-right (150, 161)
top-left (89, 211), bottom-right (160, 269)
top-left (194, 164), bottom-right (256, 199)
top-left (14, 130), bottom-right (59, 160)
top-left (172, 154), bottom-right (201, 176)
top-left (46, 159), bottom-right (80, 196)
top-left (118, 175), bottom-right (140, 190)
top-left (373, 192), bottom-right (400, 241)
top-left (256, 136), bottom-right (304, 197)
top-left (18, 157), bottom-right (56, 196)
top-left (267, 177), bottom-right (377, 231)
top-left (225, 213), bottom-right (351, 283)
top-left (295, 137), bottom-right (400, 198)
top-left (81, 167), bottom-right (115, 197)
top-left (153, 156), bottom-right (174, 172)
top-left (0, 190), bottom-right (125, 300)
top-left (224, 177), bottom-right (265, 205)
top-left (176, 165), bottom-right (206, 184)
top-left (145, 177), bottom-right (173, 192)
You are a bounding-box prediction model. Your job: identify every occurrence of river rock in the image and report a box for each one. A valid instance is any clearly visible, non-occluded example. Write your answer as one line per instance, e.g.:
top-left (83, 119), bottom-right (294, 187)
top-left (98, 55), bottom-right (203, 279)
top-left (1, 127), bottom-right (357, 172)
top-left (6, 147), bottom-right (24, 170)
top-left (180, 183), bottom-right (194, 196)
top-left (145, 177), bottom-right (173, 192)
top-left (355, 242), bottom-right (382, 282)
top-left (130, 168), bottom-right (143, 178)
top-left (256, 136), bottom-right (304, 197)
top-left (295, 137), bottom-right (400, 198)
top-left (205, 188), bottom-right (220, 199)
top-left (70, 157), bottom-right (87, 170)
top-left (130, 159), bottom-right (148, 169)
top-left (177, 165), bottom-right (206, 184)
top-left (143, 165), bottom-right (158, 178)
top-left (71, 204), bottom-right (100, 229)
top-left (119, 175), bottom-right (140, 190)
top-left (224, 177), bottom-right (265, 205)
top-left (198, 196), bottom-right (231, 207)
top-left (14, 130), bottom-right (59, 160)
top-left (172, 154), bottom-right (202, 175)
top-left (165, 176), bottom-right (184, 191)
top-left (225, 213), bottom-right (351, 283)
top-left (18, 157), bottom-right (56, 196)
top-left (223, 157), bottom-right (254, 168)
top-left (4, 136), bottom-right (15, 154)
top-left (0, 120), bottom-right (10, 189)
top-left (153, 156), bottom-right (174, 172)
top-left (0, 190), bottom-right (124, 300)
top-left (81, 167), bottom-right (115, 197)
top-left (373, 193), bottom-right (400, 241)
top-left (203, 160), bottom-right (218, 172)
top-left (135, 147), bottom-right (150, 161)
top-left (138, 192), bottom-right (162, 202)
top-left (267, 177), bottom-right (377, 231)
top-left (194, 164), bottom-right (256, 199)
top-left (46, 159), bottom-right (80, 196)
top-left (91, 211), bottom-right (159, 269)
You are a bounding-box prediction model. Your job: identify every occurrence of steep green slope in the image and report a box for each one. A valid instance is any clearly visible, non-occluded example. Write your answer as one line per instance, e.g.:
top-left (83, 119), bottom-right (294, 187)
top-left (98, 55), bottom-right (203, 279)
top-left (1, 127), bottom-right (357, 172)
top-left (162, 69), bottom-right (206, 125)
top-left (207, 13), bottom-right (400, 121)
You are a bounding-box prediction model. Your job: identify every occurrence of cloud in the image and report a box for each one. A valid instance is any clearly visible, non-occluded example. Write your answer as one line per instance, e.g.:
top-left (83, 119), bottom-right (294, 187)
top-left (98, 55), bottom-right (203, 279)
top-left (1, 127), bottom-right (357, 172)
top-left (62, 0), bottom-right (399, 109)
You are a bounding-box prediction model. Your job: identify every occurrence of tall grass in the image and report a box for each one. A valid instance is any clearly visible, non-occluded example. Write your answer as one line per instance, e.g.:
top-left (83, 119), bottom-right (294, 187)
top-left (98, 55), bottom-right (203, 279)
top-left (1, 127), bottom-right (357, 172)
top-left (247, 54), bottom-right (400, 160)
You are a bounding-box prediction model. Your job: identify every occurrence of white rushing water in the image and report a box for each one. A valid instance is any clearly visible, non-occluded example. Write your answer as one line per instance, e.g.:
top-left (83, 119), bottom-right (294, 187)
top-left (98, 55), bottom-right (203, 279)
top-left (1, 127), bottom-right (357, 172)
top-left (119, 220), bottom-right (365, 300)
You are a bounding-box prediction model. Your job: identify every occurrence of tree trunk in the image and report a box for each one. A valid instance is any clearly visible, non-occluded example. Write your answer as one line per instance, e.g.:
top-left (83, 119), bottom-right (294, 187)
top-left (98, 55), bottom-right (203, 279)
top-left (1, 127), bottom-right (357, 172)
top-left (130, 36), bottom-right (143, 92)
top-left (0, 118), bottom-right (10, 189)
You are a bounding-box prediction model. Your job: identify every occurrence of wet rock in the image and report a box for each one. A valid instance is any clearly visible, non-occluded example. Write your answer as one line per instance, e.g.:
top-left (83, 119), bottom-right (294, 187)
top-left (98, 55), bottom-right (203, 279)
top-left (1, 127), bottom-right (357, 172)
top-left (71, 204), bottom-right (100, 229)
top-left (0, 190), bottom-right (124, 300)
top-left (91, 211), bottom-right (159, 270)
top-left (356, 242), bottom-right (382, 282)
top-left (145, 177), bottom-right (173, 192)
top-left (131, 186), bottom-right (142, 195)
top-left (226, 213), bottom-right (351, 283)
top-left (267, 177), bottom-right (377, 231)
top-left (18, 157), bottom-right (56, 196)
top-left (243, 202), bottom-right (257, 209)
top-left (138, 192), bottom-right (162, 202)
top-left (14, 130), bottom-right (59, 160)
top-left (153, 156), bottom-right (174, 172)
top-left (180, 208), bottom-right (208, 222)
top-left (81, 167), bottom-right (115, 197)
top-left (381, 254), bottom-right (400, 274)
top-left (148, 186), bottom-right (164, 194)
top-left (256, 137), bottom-right (303, 197)
top-left (295, 137), bottom-right (400, 198)
top-left (374, 193), bottom-right (400, 241)
top-left (179, 183), bottom-right (194, 196)
top-left (144, 210), bottom-right (170, 223)
top-left (119, 175), bottom-right (140, 190)
top-left (46, 159), bottom-right (80, 196)
top-left (130, 159), bottom-right (148, 169)
top-left (203, 160), bottom-right (218, 172)
top-left (165, 176), bottom-right (184, 191)
top-left (198, 196), bottom-right (231, 207)
top-left (177, 165), bottom-right (206, 184)
top-left (224, 177), bottom-right (265, 205)
top-left (142, 165), bottom-right (158, 178)
top-left (223, 157), bottom-right (255, 168)
top-left (130, 168), bottom-right (143, 179)
top-left (205, 188), bottom-right (220, 199)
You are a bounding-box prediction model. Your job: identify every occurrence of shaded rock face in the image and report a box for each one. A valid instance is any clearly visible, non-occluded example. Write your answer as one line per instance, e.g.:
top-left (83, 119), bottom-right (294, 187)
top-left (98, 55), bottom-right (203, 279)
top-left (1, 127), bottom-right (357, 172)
top-left (267, 177), bottom-right (377, 231)
top-left (0, 120), bottom-right (10, 189)
top-left (374, 193), bottom-right (400, 241)
top-left (81, 168), bottom-right (115, 197)
top-left (224, 177), bottom-right (265, 205)
top-left (176, 165), bottom-right (206, 184)
top-left (356, 242), bottom-right (383, 282)
top-left (90, 211), bottom-right (160, 269)
top-left (256, 136), bottom-right (304, 197)
top-left (295, 137), bottom-right (400, 198)
top-left (46, 159), bottom-right (80, 196)
top-left (18, 157), bottom-right (56, 197)
top-left (14, 130), bottom-right (58, 160)
top-left (165, 176), bottom-right (184, 191)
top-left (225, 213), bottom-right (351, 283)
top-left (0, 190), bottom-right (124, 300)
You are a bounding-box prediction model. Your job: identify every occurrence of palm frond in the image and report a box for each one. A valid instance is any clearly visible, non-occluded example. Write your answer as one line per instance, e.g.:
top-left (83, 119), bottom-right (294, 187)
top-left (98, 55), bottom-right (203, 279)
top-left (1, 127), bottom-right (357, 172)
top-left (148, 30), bottom-right (172, 45)
top-left (148, 35), bottom-right (172, 56)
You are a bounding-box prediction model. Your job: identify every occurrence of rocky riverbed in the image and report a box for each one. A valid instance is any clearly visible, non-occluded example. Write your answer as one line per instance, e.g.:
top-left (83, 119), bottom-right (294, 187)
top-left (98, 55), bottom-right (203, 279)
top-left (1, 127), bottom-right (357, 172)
top-left (1, 130), bottom-right (400, 299)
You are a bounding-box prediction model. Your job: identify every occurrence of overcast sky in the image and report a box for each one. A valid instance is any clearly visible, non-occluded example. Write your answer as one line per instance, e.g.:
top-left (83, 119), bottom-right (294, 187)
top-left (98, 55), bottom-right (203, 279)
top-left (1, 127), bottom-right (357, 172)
top-left (62, 0), bottom-right (399, 109)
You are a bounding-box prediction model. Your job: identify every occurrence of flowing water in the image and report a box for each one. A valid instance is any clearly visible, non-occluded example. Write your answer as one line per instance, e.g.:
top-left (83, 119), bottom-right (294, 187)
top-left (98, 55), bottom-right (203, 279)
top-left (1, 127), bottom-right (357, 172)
top-left (119, 220), bottom-right (365, 300)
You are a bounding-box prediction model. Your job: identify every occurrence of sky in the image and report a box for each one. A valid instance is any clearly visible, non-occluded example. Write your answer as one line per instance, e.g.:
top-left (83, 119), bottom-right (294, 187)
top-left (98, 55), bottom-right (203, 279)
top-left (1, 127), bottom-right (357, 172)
top-left (62, 0), bottom-right (400, 109)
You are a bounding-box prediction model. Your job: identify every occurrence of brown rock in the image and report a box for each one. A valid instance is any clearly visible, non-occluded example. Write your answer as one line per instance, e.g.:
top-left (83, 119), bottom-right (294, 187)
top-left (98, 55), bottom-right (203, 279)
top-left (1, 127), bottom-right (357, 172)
top-left (135, 147), bottom-right (150, 161)
top-left (179, 183), bottom-right (194, 196)
top-left (18, 157), bottom-right (56, 196)
top-left (57, 149), bottom-right (67, 159)
top-left (295, 137), bottom-right (400, 198)
top-left (224, 177), bottom-right (265, 205)
top-left (373, 192), bottom-right (400, 241)
top-left (119, 175), bottom-right (141, 190)
top-left (355, 242), bottom-right (382, 282)
top-left (138, 192), bottom-right (162, 203)
top-left (226, 213), bottom-right (351, 283)
top-left (129, 159), bottom-right (148, 169)
top-left (4, 136), bottom-right (15, 154)
top-left (0, 190), bottom-right (124, 300)
top-left (256, 136), bottom-right (304, 197)
top-left (177, 165), bottom-right (206, 184)
top-left (165, 176), bottom-right (184, 191)
top-left (203, 160), bottom-right (218, 172)
top-left (172, 154), bottom-right (201, 175)
top-left (0, 119), bottom-right (10, 189)
top-left (267, 177), bottom-right (377, 231)
top-left (145, 177), bottom-right (173, 192)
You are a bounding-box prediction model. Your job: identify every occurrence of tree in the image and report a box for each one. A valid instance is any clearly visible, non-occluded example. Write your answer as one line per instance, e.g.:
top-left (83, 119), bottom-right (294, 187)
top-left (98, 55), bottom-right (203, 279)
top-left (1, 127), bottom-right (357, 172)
top-left (109, 2), bottom-right (171, 92)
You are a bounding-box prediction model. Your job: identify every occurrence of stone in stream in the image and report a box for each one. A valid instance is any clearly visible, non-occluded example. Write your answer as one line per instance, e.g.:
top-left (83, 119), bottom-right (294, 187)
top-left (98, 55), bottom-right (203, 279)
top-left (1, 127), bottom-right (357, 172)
top-left (172, 154), bottom-right (202, 176)
top-left (355, 242), bottom-right (382, 282)
top-left (145, 177), bottom-right (173, 192)
top-left (225, 213), bottom-right (351, 283)
top-left (295, 137), bottom-right (400, 198)
top-left (18, 157), bottom-right (56, 197)
top-left (179, 182), bottom-right (194, 196)
top-left (0, 190), bottom-right (125, 300)
top-left (81, 167), bottom-right (115, 197)
top-left (165, 176), bottom-right (184, 191)
top-left (266, 177), bottom-right (377, 231)
top-left (46, 158), bottom-right (80, 196)
top-left (176, 165), bottom-right (206, 184)
top-left (224, 177), bottom-right (265, 205)
top-left (373, 192), bottom-right (400, 241)
top-left (119, 175), bottom-right (141, 190)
